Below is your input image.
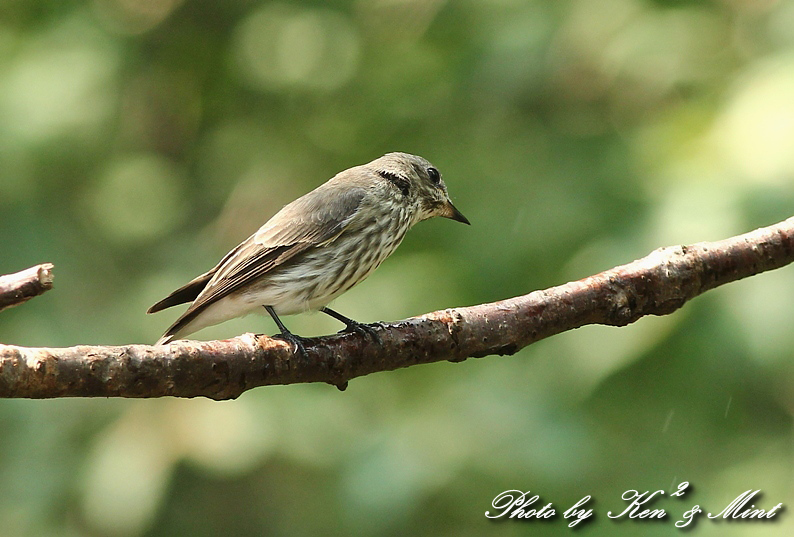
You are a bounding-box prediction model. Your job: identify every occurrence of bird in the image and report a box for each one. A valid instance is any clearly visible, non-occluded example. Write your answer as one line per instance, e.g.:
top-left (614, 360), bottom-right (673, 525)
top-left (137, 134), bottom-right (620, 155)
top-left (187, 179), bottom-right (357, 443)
top-left (148, 152), bottom-right (470, 352)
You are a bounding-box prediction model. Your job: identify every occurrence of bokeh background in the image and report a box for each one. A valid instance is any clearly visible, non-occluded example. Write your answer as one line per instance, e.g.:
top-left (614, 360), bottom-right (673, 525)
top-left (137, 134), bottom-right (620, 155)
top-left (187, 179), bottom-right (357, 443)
top-left (2, 0), bottom-right (794, 535)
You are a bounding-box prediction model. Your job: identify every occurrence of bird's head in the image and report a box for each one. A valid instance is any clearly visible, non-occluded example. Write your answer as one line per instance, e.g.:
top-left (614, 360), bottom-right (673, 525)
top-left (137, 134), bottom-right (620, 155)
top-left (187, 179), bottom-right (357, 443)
top-left (370, 152), bottom-right (470, 225)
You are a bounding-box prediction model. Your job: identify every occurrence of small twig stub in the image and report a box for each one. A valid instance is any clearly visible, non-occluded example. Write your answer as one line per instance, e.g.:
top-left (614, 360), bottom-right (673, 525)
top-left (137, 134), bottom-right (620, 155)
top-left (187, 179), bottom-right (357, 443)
top-left (0, 263), bottom-right (54, 313)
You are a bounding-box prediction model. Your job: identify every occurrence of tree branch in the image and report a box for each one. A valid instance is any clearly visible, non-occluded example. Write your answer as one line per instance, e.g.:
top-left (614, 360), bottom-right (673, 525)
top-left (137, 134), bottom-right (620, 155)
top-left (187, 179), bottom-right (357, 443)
top-left (1, 217), bottom-right (793, 400)
top-left (0, 263), bottom-right (54, 312)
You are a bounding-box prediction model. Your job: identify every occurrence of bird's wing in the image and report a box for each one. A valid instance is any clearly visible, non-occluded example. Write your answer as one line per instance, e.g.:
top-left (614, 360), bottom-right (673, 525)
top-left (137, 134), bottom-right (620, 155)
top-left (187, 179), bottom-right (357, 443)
top-left (179, 184), bottom-right (368, 319)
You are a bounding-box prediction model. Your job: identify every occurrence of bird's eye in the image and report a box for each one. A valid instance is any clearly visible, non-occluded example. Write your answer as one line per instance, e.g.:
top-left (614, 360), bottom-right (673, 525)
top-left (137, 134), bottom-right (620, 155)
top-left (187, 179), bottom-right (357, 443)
top-left (427, 167), bottom-right (440, 184)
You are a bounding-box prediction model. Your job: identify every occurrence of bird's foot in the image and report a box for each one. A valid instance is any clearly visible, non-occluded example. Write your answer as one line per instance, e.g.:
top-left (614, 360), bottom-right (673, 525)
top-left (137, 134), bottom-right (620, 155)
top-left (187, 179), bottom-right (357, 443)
top-left (339, 319), bottom-right (382, 345)
top-left (275, 331), bottom-right (311, 358)
top-left (320, 307), bottom-right (383, 345)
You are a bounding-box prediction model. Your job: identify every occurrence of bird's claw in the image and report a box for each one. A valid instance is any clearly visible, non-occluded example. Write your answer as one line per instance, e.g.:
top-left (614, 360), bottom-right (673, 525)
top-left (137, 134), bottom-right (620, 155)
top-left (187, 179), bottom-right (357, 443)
top-left (276, 331), bottom-right (311, 358)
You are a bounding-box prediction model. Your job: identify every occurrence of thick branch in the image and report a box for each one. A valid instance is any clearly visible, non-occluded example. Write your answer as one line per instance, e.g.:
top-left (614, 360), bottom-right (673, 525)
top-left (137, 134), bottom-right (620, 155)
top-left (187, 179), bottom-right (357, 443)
top-left (1, 217), bottom-right (793, 400)
top-left (0, 264), bottom-right (54, 312)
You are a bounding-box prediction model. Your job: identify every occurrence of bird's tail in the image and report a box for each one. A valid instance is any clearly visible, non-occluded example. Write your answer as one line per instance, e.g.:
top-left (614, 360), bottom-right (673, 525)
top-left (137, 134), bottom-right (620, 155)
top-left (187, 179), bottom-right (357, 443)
top-left (155, 334), bottom-right (175, 346)
top-left (147, 271), bottom-right (214, 314)
top-left (153, 307), bottom-right (202, 345)
top-left (149, 271), bottom-right (216, 345)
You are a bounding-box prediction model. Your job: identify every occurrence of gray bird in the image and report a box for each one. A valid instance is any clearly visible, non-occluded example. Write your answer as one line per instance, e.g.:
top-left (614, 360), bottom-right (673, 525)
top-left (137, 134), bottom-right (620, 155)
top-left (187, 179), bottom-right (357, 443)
top-left (148, 152), bottom-right (469, 350)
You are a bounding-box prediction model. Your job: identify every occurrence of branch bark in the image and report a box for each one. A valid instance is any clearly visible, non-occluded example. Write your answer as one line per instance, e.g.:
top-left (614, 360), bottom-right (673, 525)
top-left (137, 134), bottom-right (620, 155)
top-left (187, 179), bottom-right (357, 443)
top-left (1, 217), bottom-right (793, 400)
top-left (0, 263), bottom-right (54, 312)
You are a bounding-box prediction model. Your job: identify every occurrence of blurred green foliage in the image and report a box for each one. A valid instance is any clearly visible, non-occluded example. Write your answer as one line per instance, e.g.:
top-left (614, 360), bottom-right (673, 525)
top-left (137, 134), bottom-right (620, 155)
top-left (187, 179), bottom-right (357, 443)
top-left (1, 0), bottom-right (794, 535)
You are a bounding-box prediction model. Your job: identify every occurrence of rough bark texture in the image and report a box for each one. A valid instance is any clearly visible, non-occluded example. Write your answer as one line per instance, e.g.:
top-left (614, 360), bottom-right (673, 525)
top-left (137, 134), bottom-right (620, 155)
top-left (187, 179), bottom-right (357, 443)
top-left (0, 263), bottom-right (54, 312)
top-left (1, 217), bottom-right (793, 400)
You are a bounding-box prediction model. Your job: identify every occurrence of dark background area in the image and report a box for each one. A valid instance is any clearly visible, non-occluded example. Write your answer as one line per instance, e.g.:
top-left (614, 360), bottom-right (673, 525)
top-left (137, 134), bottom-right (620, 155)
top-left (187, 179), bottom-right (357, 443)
top-left (1, 0), bottom-right (793, 535)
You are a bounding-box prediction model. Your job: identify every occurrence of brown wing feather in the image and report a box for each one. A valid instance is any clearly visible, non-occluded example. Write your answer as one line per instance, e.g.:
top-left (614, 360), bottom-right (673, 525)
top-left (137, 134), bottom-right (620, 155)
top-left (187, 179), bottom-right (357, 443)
top-left (154, 181), bottom-right (369, 341)
top-left (187, 183), bottom-right (367, 313)
top-left (184, 242), bottom-right (307, 314)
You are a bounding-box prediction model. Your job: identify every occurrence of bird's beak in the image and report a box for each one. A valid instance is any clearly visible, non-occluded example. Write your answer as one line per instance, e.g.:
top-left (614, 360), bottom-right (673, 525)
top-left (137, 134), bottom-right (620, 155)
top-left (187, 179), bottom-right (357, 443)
top-left (442, 200), bottom-right (471, 225)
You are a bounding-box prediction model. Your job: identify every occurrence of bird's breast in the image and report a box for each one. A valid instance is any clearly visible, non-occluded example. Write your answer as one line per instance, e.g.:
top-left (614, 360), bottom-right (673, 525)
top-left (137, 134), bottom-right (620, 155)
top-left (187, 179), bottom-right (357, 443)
top-left (251, 206), bottom-right (413, 315)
